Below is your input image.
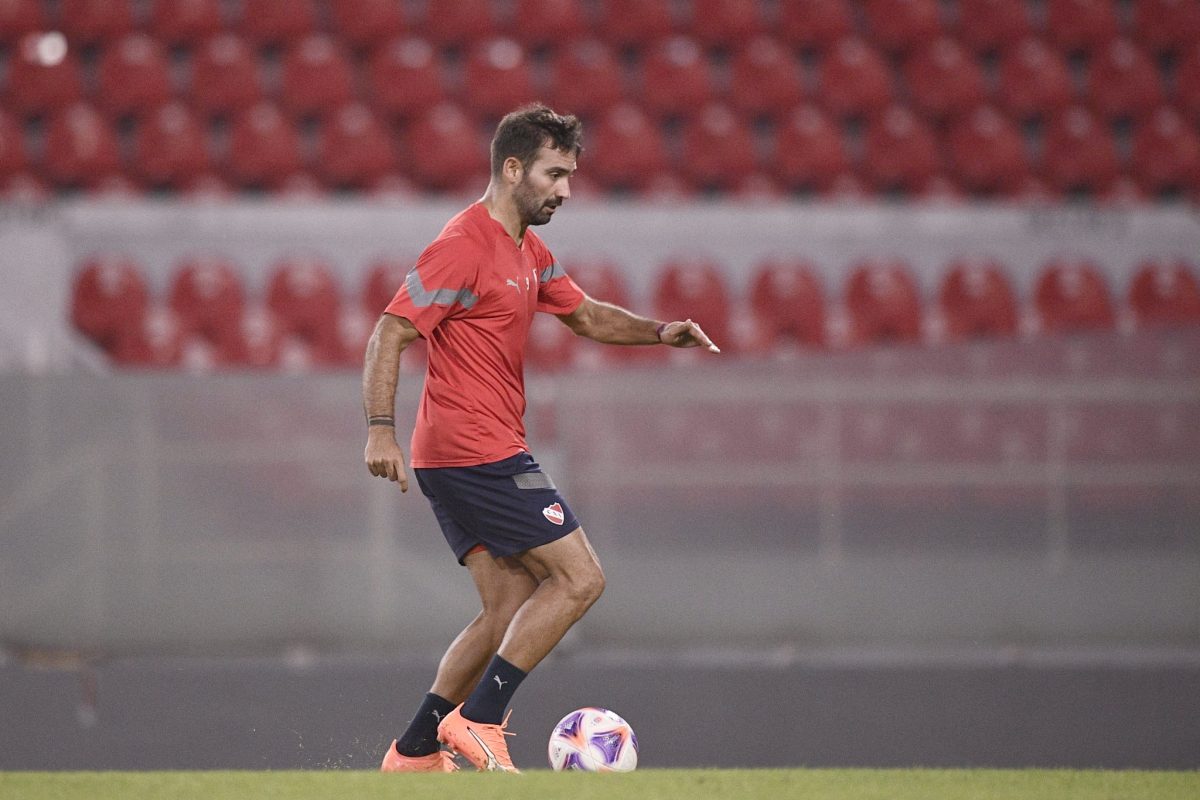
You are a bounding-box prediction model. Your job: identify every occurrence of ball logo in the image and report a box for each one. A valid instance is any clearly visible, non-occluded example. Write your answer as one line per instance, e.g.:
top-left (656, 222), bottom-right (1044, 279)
top-left (542, 502), bottom-right (565, 525)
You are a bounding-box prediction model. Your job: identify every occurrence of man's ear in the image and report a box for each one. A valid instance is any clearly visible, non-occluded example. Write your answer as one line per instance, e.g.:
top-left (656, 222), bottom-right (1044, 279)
top-left (502, 156), bottom-right (524, 185)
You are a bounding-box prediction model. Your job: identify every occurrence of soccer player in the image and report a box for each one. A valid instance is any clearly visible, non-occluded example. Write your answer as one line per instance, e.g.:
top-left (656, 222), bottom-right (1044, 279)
top-left (364, 104), bottom-right (719, 773)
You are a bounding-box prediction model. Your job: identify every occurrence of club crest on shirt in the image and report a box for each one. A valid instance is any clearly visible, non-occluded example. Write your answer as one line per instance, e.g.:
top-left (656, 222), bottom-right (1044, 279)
top-left (542, 503), bottom-right (565, 525)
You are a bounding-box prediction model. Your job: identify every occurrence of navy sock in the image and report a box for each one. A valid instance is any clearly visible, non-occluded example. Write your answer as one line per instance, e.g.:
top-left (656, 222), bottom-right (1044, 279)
top-left (395, 692), bottom-right (456, 757)
top-left (461, 655), bottom-right (527, 725)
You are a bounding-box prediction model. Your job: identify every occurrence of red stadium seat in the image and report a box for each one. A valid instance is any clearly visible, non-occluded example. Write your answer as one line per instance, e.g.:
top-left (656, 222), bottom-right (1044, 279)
top-left (1086, 39), bottom-right (1165, 120)
top-left (110, 307), bottom-right (188, 368)
top-left (1046, 0), bottom-right (1119, 53)
top-left (946, 106), bottom-right (1030, 195)
top-left (281, 35), bottom-right (357, 118)
top-left (167, 255), bottom-right (245, 352)
top-left (0, 0), bottom-right (45, 44)
top-left (508, 0), bottom-right (588, 48)
top-left (328, 0), bottom-right (407, 50)
top-left (59, 0), bottom-right (134, 45)
top-left (0, 111), bottom-right (28, 178)
top-left (1041, 106), bottom-right (1120, 195)
top-left (315, 104), bottom-right (397, 188)
top-left (41, 103), bottom-right (121, 188)
top-left (653, 259), bottom-right (733, 355)
top-left (1128, 259), bottom-right (1200, 327)
top-left (902, 37), bottom-right (986, 120)
top-left (1177, 44), bottom-right (1200, 121)
top-left (222, 306), bottom-right (285, 369)
top-left (361, 257), bottom-right (411, 315)
top-left (585, 103), bottom-right (669, 190)
top-left (727, 37), bottom-right (806, 119)
top-left (862, 0), bottom-right (943, 54)
top-left (774, 105), bottom-right (850, 191)
top-left (545, 39), bottom-right (625, 118)
top-left (417, 0), bottom-right (498, 47)
top-left (190, 34), bottom-right (265, 116)
top-left (687, 0), bottom-right (763, 48)
top-left (131, 102), bottom-right (210, 188)
top-left (5, 33), bottom-right (84, 117)
top-left (956, 0), bottom-right (1033, 53)
top-left (148, 0), bottom-right (224, 47)
top-left (747, 259), bottom-right (827, 351)
top-left (367, 37), bottom-right (447, 120)
top-left (403, 103), bottom-right (485, 192)
top-left (594, 0), bottom-right (674, 47)
top-left (463, 39), bottom-right (537, 120)
top-left (778, 0), bottom-right (852, 49)
top-left (844, 259), bottom-right (923, 344)
top-left (237, 0), bottom-right (318, 46)
top-left (1034, 258), bottom-right (1116, 333)
top-left (995, 38), bottom-right (1074, 119)
top-left (678, 104), bottom-right (759, 191)
top-left (1134, 0), bottom-right (1200, 54)
top-left (225, 103), bottom-right (304, 189)
top-left (638, 36), bottom-right (715, 119)
top-left (265, 257), bottom-right (344, 362)
top-left (861, 105), bottom-right (941, 193)
top-left (1130, 107), bottom-right (1200, 195)
top-left (96, 34), bottom-right (173, 119)
top-left (817, 38), bottom-right (894, 119)
top-left (0, 171), bottom-right (50, 201)
top-left (71, 255), bottom-right (150, 354)
top-left (938, 258), bottom-right (1019, 339)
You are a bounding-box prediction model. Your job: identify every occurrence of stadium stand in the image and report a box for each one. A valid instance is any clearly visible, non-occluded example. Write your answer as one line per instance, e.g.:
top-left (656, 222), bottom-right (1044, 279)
top-left (41, 103), bottom-right (122, 188)
top-left (638, 36), bottom-right (715, 119)
top-left (327, 0), bottom-right (407, 50)
top-left (315, 104), bottom-right (396, 189)
top-left (861, 105), bottom-right (941, 194)
top-left (5, 32), bottom-right (84, 117)
top-left (148, 0), bottom-right (224, 47)
top-left (131, 102), bottom-right (211, 189)
top-left (264, 256), bottom-right (344, 364)
top-left (1130, 107), bottom-right (1200, 196)
top-left (679, 104), bottom-right (760, 191)
top-left (1086, 39), bottom-right (1165, 121)
top-left (595, 0), bottom-right (675, 47)
top-left (1041, 106), bottom-right (1121, 196)
top-left (189, 33), bottom-right (265, 117)
top-left (844, 259), bottom-right (924, 344)
top-left (938, 258), bottom-right (1020, 339)
top-left (235, 0), bottom-right (318, 47)
top-left (687, 0), bottom-right (764, 48)
top-left (544, 39), bottom-right (626, 118)
top-left (1045, 0), bottom-right (1121, 53)
top-left (58, 0), bottom-right (134, 45)
top-left (417, 0), bottom-right (497, 47)
top-left (903, 37), bottom-right (987, 121)
top-left (727, 36), bottom-right (806, 120)
top-left (507, 0), bottom-right (589, 49)
top-left (818, 37), bottom-right (894, 119)
top-left (995, 38), bottom-right (1075, 121)
top-left (1128, 259), bottom-right (1200, 327)
top-left (955, 0), bottom-right (1033, 53)
top-left (402, 103), bottom-right (483, 192)
top-left (0, 0), bottom-right (46, 44)
top-left (1134, 0), bottom-right (1200, 54)
top-left (366, 37), bottom-right (447, 120)
top-left (653, 258), bottom-right (733, 355)
top-left (71, 255), bottom-right (150, 354)
top-left (747, 259), bottom-right (828, 351)
top-left (1034, 258), bottom-right (1117, 333)
top-left (225, 103), bottom-right (303, 189)
top-left (280, 35), bottom-right (357, 118)
top-left (463, 38), bottom-right (538, 120)
top-left (946, 106), bottom-right (1030, 195)
top-left (585, 102), bottom-right (669, 191)
top-left (774, 105), bottom-right (850, 192)
top-left (0, 110), bottom-right (29, 179)
top-left (862, 0), bottom-right (943, 54)
top-left (95, 34), bottom-right (174, 119)
top-left (167, 255), bottom-right (246, 355)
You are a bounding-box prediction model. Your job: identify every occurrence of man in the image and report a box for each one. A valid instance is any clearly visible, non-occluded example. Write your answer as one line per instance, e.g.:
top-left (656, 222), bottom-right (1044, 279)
top-left (363, 104), bottom-right (719, 773)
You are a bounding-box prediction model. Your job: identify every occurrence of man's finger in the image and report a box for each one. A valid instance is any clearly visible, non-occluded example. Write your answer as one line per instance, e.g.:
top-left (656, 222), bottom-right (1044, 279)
top-left (689, 321), bottom-right (721, 353)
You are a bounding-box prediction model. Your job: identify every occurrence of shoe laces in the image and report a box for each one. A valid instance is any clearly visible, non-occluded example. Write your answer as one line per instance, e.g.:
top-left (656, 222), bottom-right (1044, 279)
top-left (475, 709), bottom-right (517, 769)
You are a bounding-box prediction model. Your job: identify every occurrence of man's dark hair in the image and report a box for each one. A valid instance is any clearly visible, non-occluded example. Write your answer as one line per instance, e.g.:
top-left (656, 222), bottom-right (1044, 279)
top-left (490, 104), bottom-right (583, 176)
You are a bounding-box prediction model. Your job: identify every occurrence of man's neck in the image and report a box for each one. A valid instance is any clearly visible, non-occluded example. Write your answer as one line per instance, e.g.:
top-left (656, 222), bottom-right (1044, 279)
top-left (480, 186), bottom-right (526, 246)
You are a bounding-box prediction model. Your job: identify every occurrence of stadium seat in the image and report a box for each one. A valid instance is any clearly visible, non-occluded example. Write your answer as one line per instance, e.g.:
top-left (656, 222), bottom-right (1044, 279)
top-left (778, 0), bottom-right (852, 49)
top-left (463, 39), bottom-right (538, 120)
top-left (41, 103), bottom-right (121, 188)
top-left (237, 0), bottom-right (318, 46)
top-left (71, 255), bottom-right (151, 354)
top-left (96, 34), bottom-right (174, 119)
top-left (315, 104), bottom-right (397, 188)
top-left (167, 255), bottom-right (246, 352)
top-left (945, 106), bottom-right (1030, 195)
top-left (1130, 107), bottom-right (1200, 196)
top-left (678, 104), bottom-right (759, 191)
top-left (955, 0), bottom-right (1033, 53)
top-left (1040, 106), bottom-right (1120, 195)
top-left (1046, 0), bottom-right (1119, 53)
top-left (190, 34), bottom-right (265, 117)
top-left (328, 0), bottom-right (408, 50)
top-left (902, 37), bottom-right (986, 120)
top-left (727, 36), bottom-right (806, 120)
top-left (333, 306), bottom-right (376, 368)
top-left (594, 0), bottom-right (675, 47)
top-left (402, 103), bottom-right (485, 192)
top-left (774, 105), bottom-right (850, 191)
top-left (938, 258), bottom-right (1019, 339)
top-left (417, 0), bottom-right (498, 47)
top-left (585, 103), bottom-right (669, 191)
top-left (148, 0), bottom-right (224, 47)
top-left (843, 259), bottom-right (923, 344)
top-left (525, 312), bottom-right (579, 372)
top-left (0, 171), bottom-right (50, 201)
top-left (747, 259), bottom-right (827, 352)
top-left (131, 102), bottom-right (210, 188)
top-left (687, 0), bottom-right (763, 48)
top-left (1177, 44), bottom-right (1200, 121)
top-left (862, 0), bottom-right (943, 54)
top-left (361, 257), bottom-right (412, 315)
top-left (59, 0), bottom-right (134, 45)
top-left (995, 38), bottom-right (1074, 119)
top-left (110, 307), bottom-right (188, 368)
top-left (5, 33), bottom-right (84, 117)
top-left (816, 38), bottom-right (894, 119)
top-left (1086, 39), bottom-right (1165, 120)
top-left (367, 37), bottom-right (447, 119)
top-left (544, 39), bottom-right (625, 118)
top-left (1128, 259), bottom-right (1200, 327)
top-left (225, 103), bottom-right (304, 189)
top-left (508, 0), bottom-right (588, 48)
top-left (652, 259), bottom-right (733, 355)
top-left (280, 35), bottom-right (358, 118)
top-left (861, 105), bottom-right (941, 193)
top-left (1034, 258), bottom-right (1116, 333)
top-left (637, 36), bottom-right (715, 119)
top-left (1134, 0), bottom-right (1200, 54)
top-left (0, 111), bottom-right (28, 179)
top-left (222, 306), bottom-right (285, 369)
top-left (0, 0), bottom-right (45, 44)
top-left (265, 257), bottom-right (344, 363)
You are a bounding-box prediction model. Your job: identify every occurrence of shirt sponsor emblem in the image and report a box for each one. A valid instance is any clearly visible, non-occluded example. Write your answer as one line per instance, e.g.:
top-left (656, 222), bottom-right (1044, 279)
top-left (542, 503), bottom-right (565, 525)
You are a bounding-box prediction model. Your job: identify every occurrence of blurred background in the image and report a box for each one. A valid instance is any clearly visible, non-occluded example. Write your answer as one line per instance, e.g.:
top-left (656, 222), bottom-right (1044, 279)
top-left (2, 0), bottom-right (1199, 772)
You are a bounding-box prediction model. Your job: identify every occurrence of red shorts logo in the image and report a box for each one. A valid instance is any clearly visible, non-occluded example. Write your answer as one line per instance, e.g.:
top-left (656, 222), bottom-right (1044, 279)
top-left (542, 502), bottom-right (565, 525)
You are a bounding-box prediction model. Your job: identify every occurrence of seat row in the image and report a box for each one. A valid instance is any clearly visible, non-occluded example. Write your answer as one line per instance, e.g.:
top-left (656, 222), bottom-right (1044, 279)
top-left (69, 254), bottom-right (1200, 372)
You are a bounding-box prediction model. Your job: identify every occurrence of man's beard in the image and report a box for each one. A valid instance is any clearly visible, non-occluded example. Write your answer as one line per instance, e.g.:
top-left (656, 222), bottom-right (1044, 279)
top-left (515, 180), bottom-right (559, 226)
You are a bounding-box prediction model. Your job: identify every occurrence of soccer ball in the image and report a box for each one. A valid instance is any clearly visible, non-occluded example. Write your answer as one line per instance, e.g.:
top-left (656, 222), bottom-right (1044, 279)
top-left (547, 707), bottom-right (638, 772)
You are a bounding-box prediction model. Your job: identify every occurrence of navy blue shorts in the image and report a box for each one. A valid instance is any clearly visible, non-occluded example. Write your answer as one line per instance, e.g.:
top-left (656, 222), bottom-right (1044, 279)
top-left (415, 452), bottom-right (580, 564)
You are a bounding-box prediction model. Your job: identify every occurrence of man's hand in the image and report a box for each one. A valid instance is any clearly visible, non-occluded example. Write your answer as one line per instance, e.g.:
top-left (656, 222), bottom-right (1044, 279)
top-left (659, 319), bottom-right (721, 353)
top-left (365, 430), bottom-right (409, 492)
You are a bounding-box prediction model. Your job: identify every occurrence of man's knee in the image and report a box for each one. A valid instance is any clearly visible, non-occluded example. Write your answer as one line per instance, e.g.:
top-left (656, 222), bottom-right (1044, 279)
top-left (563, 561), bottom-right (605, 610)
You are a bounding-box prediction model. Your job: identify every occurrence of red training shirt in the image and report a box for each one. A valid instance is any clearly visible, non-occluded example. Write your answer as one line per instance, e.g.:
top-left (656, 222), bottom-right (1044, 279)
top-left (385, 202), bottom-right (585, 467)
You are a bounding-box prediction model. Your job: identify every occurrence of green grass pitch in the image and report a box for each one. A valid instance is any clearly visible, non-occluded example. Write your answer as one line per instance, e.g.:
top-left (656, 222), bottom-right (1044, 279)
top-left (2, 769), bottom-right (1197, 800)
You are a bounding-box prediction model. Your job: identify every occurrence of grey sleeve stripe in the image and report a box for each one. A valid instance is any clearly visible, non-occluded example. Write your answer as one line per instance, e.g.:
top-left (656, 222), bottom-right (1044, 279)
top-left (513, 471), bottom-right (557, 490)
top-left (405, 268), bottom-right (479, 310)
top-left (539, 261), bottom-right (566, 283)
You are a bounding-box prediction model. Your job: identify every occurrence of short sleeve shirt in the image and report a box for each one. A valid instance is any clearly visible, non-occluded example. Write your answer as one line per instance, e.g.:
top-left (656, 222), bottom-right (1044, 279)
top-left (385, 202), bottom-right (585, 467)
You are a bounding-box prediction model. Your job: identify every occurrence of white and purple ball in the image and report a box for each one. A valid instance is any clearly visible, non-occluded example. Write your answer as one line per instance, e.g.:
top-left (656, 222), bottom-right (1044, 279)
top-left (547, 707), bottom-right (639, 772)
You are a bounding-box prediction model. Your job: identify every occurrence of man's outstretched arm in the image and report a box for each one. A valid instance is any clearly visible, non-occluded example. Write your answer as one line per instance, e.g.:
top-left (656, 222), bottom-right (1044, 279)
top-left (362, 313), bottom-right (422, 491)
top-left (558, 295), bottom-right (721, 353)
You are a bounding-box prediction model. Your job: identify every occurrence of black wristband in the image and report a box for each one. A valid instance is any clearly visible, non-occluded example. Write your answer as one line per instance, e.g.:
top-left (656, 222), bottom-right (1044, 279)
top-left (368, 416), bottom-right (395, 427)
top-left (656, 322), bottom-right (668, 341)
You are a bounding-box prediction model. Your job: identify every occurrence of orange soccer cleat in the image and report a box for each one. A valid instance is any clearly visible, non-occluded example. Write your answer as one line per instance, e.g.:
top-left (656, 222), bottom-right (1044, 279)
top-left (379, 740), bottom-right (459, 773)
top-left (436, 705), bottom-right (520, 773)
